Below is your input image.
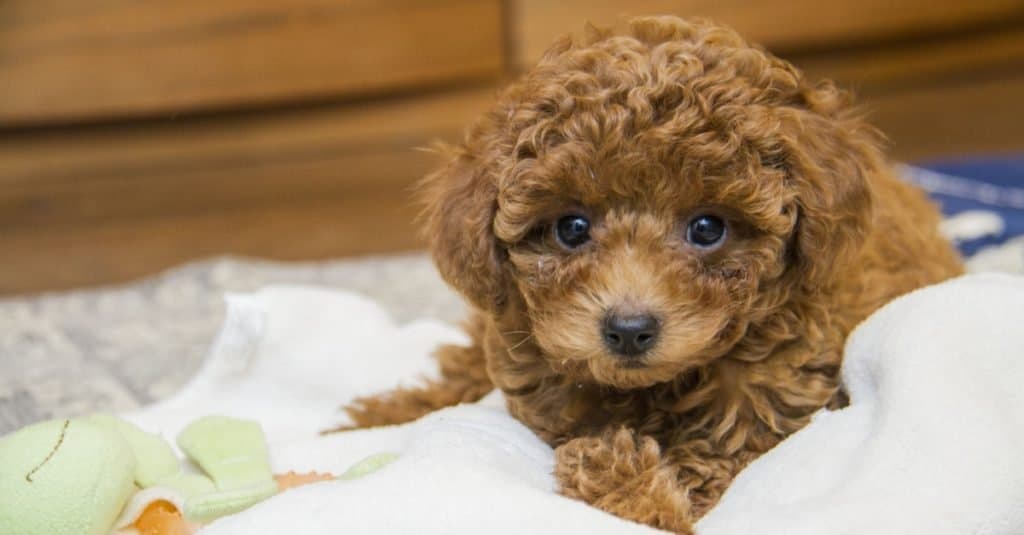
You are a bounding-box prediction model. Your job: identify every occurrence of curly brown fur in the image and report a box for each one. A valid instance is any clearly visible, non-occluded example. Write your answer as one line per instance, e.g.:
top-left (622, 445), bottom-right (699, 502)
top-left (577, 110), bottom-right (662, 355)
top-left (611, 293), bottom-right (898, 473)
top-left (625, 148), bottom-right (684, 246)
top-left (342, 16), bottom-right (963, 532)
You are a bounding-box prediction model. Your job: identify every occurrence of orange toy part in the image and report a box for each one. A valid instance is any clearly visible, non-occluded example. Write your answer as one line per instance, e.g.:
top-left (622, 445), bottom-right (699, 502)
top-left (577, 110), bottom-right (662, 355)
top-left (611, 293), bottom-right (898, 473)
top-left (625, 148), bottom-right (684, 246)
top-left (134, 500), bottom-right (194, 535)
top-left (127, 472), bottom-right (334, 534)
top-left (274, 471), bottom-right (336, 491)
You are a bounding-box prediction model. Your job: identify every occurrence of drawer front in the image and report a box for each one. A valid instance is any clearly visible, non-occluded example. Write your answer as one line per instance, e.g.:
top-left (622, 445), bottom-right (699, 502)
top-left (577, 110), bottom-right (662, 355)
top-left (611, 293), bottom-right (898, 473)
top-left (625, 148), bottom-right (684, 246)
top-left (869, 74), bottom-right (1024, 161)
top-left (0, 0), bottom-right (503, 125)
top-left (512, 0), bottom-right (1024, 68)
top-left (0, 88), bottom-right (498, 227)
top-left (0, 87), bottom-right (498, 294)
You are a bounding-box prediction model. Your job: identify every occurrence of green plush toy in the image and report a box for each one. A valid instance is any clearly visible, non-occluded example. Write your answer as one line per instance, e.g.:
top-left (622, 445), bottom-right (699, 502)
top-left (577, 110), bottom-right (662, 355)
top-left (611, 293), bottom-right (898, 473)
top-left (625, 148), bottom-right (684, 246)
top-left (176, 416), bottom-right (280, 522)
top-left (338, 452), bottom-right (400, 480)
top-left (85, 414), bottom-right (180, 488)
top-left (0, 414), bottom-right (400, 535)
top-left (0, 415), bottom-right (275, 535)
top-left (0, 418), bottom-right (137, 535)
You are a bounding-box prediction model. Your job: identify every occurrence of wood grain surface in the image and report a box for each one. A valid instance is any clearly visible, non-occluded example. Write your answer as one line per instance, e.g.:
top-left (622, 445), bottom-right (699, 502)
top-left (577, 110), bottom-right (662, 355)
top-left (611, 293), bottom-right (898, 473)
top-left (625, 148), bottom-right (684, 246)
top-left (0, 87), bottom-right (498, 294)
top-left (0, 193), bottom-right (423, 295)
top-left (868, 73), bottom-right (1024, 161)
top-left (792, 26), bottom-right (1024, 94)
top-left (0, 0), bottom-right (503, 125)
top-left (0, 87), bottom-right (497, 228)
top-left (510, 0), bottom-right (1024, 69)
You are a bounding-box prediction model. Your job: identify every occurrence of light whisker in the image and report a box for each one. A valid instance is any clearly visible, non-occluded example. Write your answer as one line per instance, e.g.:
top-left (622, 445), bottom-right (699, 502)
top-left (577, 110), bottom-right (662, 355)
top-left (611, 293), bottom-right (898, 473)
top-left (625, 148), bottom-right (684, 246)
top-left (507, 333), bottom-right (535, 353)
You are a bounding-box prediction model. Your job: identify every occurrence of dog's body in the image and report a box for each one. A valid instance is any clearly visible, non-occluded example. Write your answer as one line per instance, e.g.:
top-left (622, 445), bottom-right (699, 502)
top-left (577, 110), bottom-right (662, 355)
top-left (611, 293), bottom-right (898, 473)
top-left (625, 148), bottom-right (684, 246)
top-left (344, 17), bottom-right (963, 532)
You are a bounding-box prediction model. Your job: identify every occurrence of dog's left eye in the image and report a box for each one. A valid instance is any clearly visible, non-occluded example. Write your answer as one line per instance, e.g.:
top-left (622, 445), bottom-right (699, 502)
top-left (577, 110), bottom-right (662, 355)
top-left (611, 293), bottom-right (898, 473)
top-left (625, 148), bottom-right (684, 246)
top-left (686, 215), bottom-right (727, 248)
top-left (555, 215), bottom-right (591, 248)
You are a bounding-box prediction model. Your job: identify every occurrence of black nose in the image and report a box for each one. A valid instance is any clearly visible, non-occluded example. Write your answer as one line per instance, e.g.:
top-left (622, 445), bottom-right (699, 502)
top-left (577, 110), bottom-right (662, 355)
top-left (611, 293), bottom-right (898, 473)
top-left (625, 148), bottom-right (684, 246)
top-left (602, 313), bottom-right (659, 357)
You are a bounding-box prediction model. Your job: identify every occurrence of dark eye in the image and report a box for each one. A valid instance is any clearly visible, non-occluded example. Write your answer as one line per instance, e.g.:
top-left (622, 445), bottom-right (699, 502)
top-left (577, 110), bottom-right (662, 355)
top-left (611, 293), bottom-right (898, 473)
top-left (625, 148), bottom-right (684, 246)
top-left (555, 215), bottom-right (591, 248)
top-left (686, 215), bottom-right (727, 248)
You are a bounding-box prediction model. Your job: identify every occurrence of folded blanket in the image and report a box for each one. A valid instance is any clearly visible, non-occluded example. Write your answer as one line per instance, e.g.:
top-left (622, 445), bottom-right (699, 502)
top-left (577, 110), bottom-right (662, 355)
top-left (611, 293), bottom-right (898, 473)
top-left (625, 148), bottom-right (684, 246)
top-left (126, 275), bottom-right (1024, 534)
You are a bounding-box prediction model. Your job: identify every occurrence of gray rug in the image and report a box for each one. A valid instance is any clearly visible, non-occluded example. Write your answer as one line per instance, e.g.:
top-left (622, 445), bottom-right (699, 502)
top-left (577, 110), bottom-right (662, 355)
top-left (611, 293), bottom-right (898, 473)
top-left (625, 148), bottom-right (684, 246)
top-left (0, 254), bottom-right (464, 435)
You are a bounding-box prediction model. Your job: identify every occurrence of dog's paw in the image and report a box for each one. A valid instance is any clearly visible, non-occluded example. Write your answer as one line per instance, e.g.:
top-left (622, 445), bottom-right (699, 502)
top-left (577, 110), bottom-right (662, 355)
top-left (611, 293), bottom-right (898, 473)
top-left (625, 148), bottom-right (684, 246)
top-left (554, 428), bottom-right (661, 501)
top-left (555, 428), bottom-right (693, 533)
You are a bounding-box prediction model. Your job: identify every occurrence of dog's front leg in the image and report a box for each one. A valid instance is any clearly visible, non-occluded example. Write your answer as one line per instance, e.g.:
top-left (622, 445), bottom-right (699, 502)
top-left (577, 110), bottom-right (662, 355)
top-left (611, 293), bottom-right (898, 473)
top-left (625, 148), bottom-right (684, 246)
top-left (554, 427), bottom-right (695, 534)
top-left (331, 338), bottom-right (493, 431)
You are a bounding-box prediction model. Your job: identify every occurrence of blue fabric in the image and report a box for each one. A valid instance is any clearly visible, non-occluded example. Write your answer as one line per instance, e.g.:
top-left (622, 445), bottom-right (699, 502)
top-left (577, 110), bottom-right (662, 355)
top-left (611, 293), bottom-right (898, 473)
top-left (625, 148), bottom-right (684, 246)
top-left (904, 156), bottom-right (1024, 256)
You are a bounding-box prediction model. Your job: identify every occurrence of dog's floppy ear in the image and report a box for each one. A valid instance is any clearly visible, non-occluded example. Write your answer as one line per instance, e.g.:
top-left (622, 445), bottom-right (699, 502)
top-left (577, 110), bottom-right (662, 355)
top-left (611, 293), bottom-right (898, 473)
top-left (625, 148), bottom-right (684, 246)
top-left (783, 82), bottom-right (879, 291)
top-left (419, 143), bottom-right (506, 311)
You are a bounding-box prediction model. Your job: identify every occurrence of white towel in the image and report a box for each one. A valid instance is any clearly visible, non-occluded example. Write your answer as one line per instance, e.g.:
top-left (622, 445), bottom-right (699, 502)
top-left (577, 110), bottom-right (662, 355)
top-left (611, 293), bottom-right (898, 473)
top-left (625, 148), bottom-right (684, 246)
top-left (700, 273), bottom-right (1024, 535)
top-left (126, 275), bottom-right (1024, 534)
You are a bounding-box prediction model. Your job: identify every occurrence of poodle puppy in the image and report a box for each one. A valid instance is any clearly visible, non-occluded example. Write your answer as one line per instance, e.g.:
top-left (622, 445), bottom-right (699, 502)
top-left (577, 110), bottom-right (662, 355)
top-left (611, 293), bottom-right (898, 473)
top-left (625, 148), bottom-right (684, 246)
top-left (343, 16), bottom-right (964, 532)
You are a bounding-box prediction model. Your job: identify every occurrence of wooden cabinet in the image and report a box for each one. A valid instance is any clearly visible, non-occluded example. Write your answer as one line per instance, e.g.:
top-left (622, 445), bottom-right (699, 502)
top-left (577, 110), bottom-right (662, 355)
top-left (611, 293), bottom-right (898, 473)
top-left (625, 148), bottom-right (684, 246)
top-left (1, 0), bottom-right (503, 124)
top-left (512, 0), bottom-right (1024, 65)
top-left (0, 88), bottom-right (498, 293)
top-left (2, 1), bottom-right (1022, 294)
top-left (0, 1), bottom-right (505, 294)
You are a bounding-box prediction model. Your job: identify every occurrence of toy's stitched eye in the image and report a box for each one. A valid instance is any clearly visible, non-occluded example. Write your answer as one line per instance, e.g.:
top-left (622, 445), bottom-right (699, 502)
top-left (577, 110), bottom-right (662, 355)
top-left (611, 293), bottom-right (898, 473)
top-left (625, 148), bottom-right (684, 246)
top-left (555, 215), bottom-right (591, 248)
top-left (686, 215), bottom-right (727, 248)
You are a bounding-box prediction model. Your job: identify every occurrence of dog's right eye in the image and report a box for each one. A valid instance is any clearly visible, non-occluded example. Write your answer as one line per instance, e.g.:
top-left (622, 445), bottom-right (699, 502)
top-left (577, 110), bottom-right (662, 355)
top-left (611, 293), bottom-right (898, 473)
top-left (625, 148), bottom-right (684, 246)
top-left (555, 215), bottom-right (591, 248)
top-left (688, 212), bottom-right (729, 248)
top-left (686, 214), bottom-right (727, 249)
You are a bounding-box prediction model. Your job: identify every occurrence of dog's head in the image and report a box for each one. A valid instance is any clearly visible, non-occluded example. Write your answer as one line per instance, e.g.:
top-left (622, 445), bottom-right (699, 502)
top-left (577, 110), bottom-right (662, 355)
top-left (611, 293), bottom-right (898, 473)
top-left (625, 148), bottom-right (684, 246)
top-left (422, 17), bottom-right (880, 389)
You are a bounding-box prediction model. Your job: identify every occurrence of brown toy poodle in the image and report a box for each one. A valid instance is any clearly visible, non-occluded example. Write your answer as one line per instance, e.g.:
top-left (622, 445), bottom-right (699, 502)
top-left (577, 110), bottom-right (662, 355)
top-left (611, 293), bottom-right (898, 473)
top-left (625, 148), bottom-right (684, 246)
top-left (342, 16), bottom-right (963, 533)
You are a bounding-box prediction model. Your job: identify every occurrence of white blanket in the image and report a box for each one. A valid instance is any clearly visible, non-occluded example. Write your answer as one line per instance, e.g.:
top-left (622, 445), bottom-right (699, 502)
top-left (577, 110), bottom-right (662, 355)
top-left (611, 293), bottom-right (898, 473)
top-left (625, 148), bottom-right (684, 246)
top-left (127, 274), bottom-right (1024, 534)
top-left (700, 273), bottom-right (1024, 535)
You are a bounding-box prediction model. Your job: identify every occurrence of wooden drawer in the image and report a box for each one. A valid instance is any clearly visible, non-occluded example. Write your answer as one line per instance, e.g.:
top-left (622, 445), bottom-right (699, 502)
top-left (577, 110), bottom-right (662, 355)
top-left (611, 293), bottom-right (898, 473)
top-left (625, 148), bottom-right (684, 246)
top-left (870, 74), bottom-right (1024, 161)
top-left (0, 87), bottom-right (498, 228)
top-left (510, 0), bottom-right (1024, 69)
top-left (793, 27), bottom-right (1024, 94)
top-left (0, 0), bottom-right (503, 125)
top-left (0, 87), bottom-right (498, 293)
top-left (787, 26), bottom-right (1024, 160)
